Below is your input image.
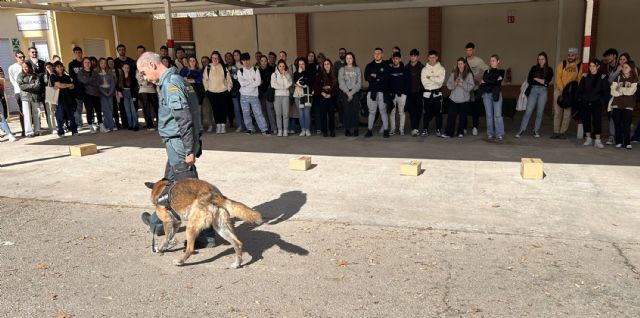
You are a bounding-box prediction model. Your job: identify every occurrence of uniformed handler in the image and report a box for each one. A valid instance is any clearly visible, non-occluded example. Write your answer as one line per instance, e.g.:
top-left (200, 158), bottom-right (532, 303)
top-left (137, 52), bottom-right (213, 245)
top-left (137, 52), bottom-right (202, 181)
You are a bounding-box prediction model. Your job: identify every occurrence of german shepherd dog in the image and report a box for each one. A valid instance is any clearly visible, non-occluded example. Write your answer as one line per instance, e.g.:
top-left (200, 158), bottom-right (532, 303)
top-left (145, 178), bottom-right (263, 268)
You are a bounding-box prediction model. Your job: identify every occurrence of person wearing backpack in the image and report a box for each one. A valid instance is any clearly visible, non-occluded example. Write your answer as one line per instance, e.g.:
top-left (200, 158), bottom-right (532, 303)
top-left (237, 53), bottom-right (270, 135)
top-left (552, 48), bottom-right (583, 139)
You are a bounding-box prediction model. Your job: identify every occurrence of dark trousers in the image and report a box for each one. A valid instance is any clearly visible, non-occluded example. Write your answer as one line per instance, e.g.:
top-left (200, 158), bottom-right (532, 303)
top-left (117, 98), bottom-right (128, 129)
top-left (407, 92), bottom-right (422, 130)
top-left (340, 92), bottom-right (360, 131)
top-left (317, 96), bottom-right (336, 134)
top-left (55, 101), bottom-right (77, 136)
top-left (14, 94), bottom-right (26, 136)
top-left (423, 95), bottom-right (443, 131)
top-left (207, 91), bottom-right (231, 124)
top-left (612, 108), bottom-right (632, 146)
top-left (1, 94), bottom-right (7, 118)
top-left (446, 101), bottom-right (468, 137)
top-left (139, 93), bottom-right (158, 128)
top-left (581, 101), bottom-right (602, 135)
top-left (469, 95), bottom-right (482, 129)
top-left (82, 95), bottom-right (102, 125)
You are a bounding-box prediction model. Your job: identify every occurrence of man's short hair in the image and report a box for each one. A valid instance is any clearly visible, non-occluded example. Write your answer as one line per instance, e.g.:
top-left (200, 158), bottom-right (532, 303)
top-left (268, 52), bottom-right (276, 57)
top-left (428, 50), bottom-right (439, 57)
top-left (279, 50), bottom-right (287, 56)
top-left (392, 46), bottom-right (401, 52)
top-left (240, 52), bottom-right (251, 61)
top-left (410, 49), bottom-right (419, 56)
top-left (392, 52), bottom-right (401, 58)
top-left (160, 45), bottom-right (168, 51)
top-left (176, 47), bottom-right (185, 53)
top-left (137, 45), bottom-right (146, 50)
top-left (14, 50), bottom-right (24, 57)
top-left (465, 42), bottom-right (475, 49)
top-left (138, 52), bottom-right (162, 65)
top-left (374, 47), bottom-right (383, 52)
top-left (28, 46), bottom-right (37, 52)
top-left (117, 44), bottom-right (126, 50)
top-left (339, 47), bottom-right (347, 52)
top-left (73, 47), bottom-right (83, 53)
top-left (53, 61), bottom-right (64, 68)
top-left (603, 48), bottom-right (618, 57)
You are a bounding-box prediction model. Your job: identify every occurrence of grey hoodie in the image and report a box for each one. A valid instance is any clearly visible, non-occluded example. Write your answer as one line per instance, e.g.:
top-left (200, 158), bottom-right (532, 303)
top-left (338, 66), bottom-right (362, 95)
top-left (446, 72), bottom-right (475, 103)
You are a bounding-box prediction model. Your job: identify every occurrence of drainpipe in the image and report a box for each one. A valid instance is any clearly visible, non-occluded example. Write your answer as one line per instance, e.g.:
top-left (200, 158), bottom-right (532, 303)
top-left (112, 16), bottom-right (120, 56)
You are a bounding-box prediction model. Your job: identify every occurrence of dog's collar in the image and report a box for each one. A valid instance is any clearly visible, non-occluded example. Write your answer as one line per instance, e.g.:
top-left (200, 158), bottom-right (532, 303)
top-left (155, 182), bottom-right (185, 222)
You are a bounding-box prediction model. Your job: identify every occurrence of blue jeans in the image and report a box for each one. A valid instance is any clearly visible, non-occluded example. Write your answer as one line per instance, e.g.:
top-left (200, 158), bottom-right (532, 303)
top-left (100, 95), bottom-right (116, 130)
top-left (232, 96), bottom-right (244, 129)
top-left (56, 100), bottom-right (77, 136)
top-left (240, 95), bottom-right (268, 132)
top-left (0, 112), bottom-right (11, 135)
top-left (123, 89), bottom-right (138, 128)
top-left (483, 93), bottom-right (504, 138)
top-left (519, 86), bottom-right (547, 132)
top-left (296, 98), bottom-right (312, 130)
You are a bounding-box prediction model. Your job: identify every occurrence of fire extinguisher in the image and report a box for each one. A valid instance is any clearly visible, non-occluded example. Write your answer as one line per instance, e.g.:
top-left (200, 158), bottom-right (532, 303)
top-left (505, 67), bottom-right (512, 84)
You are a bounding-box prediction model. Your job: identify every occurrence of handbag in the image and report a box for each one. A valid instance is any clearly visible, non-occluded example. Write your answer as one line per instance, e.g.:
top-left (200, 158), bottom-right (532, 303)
top-left (293, 85), bottom-right (304, 98)
top-left (45, 86), bottom-right (60, 105)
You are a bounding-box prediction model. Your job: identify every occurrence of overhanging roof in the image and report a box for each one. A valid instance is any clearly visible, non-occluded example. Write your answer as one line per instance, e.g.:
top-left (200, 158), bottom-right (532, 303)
top-left (0, 0), bottom-right (537, 16)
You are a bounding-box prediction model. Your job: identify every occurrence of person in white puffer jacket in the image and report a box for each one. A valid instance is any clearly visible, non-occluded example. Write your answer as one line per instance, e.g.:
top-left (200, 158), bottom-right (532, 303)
top-left (420, 50), bottom-right (446, 137)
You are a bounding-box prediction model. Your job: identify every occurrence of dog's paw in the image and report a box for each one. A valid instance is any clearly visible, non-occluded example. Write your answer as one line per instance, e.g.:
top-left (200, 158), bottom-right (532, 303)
top-left (173, 259), bottom-right (184, 266)
top-left (229, 261), bottom-right (241, 269)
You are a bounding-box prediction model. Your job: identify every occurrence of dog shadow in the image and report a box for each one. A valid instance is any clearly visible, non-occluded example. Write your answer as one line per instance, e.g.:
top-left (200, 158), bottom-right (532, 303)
top-left (185, 190), bottom-right (309, 267)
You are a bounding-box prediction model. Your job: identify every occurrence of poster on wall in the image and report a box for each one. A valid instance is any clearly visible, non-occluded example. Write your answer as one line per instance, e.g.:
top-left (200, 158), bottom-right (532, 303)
top-left (11, 39), bottom-right (20, 52)
top-left (17, 14), bottom-right (49, 31)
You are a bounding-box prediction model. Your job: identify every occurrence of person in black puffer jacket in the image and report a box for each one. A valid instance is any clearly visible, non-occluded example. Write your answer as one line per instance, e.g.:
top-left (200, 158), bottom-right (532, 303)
top-left (577, 59), bottom-right (610, 149)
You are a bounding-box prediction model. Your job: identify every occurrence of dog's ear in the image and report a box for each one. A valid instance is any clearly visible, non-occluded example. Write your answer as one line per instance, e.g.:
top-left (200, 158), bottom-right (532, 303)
top-left (144, 182), bottom-right (155, 189)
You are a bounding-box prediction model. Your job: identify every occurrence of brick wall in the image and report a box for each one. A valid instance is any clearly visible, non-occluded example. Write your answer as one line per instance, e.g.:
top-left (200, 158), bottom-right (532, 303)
top-left (172, 18), bottom-right (193, 41)
top-left (295, 14), bottom-right (309, 57)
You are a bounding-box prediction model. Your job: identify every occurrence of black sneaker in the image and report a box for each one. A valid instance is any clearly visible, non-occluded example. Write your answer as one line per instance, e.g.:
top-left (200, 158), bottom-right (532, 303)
top-left (383, 130), bottom-right (390, 138)
top-left (245, 130), bottom-right (253, 135)
top-left (365, 130), bottom-right (373, 138)
top-left (353, 130), bottom-right (359, 137)
top-left (345, 130), bottom-right (351, 136)
top-left (558, 133), bottom-right (567, 140)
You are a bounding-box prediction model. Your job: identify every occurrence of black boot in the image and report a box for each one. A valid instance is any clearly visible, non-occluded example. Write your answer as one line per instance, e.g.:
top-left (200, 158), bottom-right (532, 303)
top-left (365, 130), bottom-right (373, 138)
top-left (383, 130), bottom-right (390, 138)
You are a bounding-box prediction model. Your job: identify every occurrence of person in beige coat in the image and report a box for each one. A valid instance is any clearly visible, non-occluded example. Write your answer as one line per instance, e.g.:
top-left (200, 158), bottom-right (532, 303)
top-left (203, 51), bottom-right (233, 134)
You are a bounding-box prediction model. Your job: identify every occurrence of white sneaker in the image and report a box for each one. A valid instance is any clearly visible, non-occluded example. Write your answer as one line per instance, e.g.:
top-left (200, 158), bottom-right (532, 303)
top-left (7, 134), bottom-right (16, 142)
top-left (235, 126), bottom-right (243, 133)
top-left (594, 139), bottom-right (604, 149)
top-left (299, 130), bottom-right (306, 136)
top-left (221, 125), bottom-right (226, 134)
top-left (112, 127), bottom-right (118, 131)
top-left (277, 129), bottom-right (283, 137)
top-left (207, 126), bottom-right (214, 133)
top-left (583, 137), bottom-right (593, 146)
top-left (389, 129), bottom-right (396, 136)
top-left (626, 144), bottom-right (633, 149)
top-left (457, 134), bottom-right (464, 138)
top-left (399, 130), bottom-right (405, 136)
top-left (379, 128), bottom-right (384, 134)
top-left (606, 136), bottom-right (614, 145)
top-left (283, 130), bottom-right (288, 137)
top-left (615, 144), bottom-right (622, 148)
top-left (90, 125), bottom-right (97, 134)
top-left (472, 127), bottom-right (478, 136)
top-left (411, 129), bottom-right (419, 137)
top-left (305, 129), bottom-right (312, 137)
top-left (436, 129), bottom-right (442, 137)
top-left (515, 130), bottom-right (523, 138)
top-left (100, 123), bottom-right (107, 132)
top-left (534, 131), bottom-right (541, 138)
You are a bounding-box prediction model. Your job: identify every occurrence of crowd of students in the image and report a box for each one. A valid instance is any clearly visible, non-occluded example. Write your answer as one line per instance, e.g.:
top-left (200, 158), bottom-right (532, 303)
top-left (1, 42), bottom-right (637, 149)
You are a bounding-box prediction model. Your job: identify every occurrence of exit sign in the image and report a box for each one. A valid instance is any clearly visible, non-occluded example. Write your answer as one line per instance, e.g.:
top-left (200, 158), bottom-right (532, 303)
top-left (507, 15), bottom-right (515, 24)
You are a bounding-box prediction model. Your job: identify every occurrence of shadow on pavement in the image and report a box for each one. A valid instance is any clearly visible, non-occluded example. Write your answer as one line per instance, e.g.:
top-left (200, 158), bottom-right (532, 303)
top-left (185, 191), bottom-right (309, 267)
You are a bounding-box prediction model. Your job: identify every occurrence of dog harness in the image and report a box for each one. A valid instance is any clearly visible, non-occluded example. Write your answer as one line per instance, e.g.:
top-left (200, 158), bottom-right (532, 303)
top-left (155, 181), bottom-right (186, 222)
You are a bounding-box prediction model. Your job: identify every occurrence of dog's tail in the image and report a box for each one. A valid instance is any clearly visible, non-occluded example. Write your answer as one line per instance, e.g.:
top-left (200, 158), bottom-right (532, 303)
top-left (212, 195), bottom-right (263, 225)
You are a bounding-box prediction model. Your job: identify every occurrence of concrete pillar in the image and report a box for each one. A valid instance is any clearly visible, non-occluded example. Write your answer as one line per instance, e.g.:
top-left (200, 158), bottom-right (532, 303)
top-left (164, 0), bottom-right (174, 57)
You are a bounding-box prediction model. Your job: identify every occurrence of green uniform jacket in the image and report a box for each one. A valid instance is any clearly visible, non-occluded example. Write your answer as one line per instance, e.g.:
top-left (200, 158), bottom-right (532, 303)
top-left (158, 68), bottom-right (202, 156)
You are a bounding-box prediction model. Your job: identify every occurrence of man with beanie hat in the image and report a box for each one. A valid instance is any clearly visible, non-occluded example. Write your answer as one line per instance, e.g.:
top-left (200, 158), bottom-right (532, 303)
top-left (552, 47), bottom-right (583, 139)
